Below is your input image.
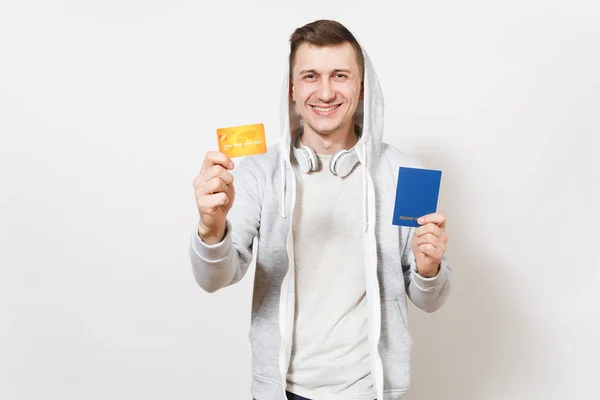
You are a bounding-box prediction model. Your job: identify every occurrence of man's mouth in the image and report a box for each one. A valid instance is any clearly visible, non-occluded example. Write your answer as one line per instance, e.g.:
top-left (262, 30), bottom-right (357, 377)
top-left (310, 104), bottom-right (342, 115)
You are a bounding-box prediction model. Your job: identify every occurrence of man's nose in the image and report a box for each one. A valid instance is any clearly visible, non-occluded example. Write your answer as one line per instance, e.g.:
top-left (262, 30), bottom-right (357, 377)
top-left (317, 80), bottom-right (335, 102)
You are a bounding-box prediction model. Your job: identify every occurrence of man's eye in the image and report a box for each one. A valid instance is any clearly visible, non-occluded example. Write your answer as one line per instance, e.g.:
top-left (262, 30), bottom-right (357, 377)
top-left (336, 74), bottom-right (347, 79)
top-left (305, 74), bottom-right (315, 79)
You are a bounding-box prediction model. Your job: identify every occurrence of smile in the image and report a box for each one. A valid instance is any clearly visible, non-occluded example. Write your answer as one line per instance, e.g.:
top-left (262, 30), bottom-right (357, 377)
top-left (310, 104), bottom-right (342, 115)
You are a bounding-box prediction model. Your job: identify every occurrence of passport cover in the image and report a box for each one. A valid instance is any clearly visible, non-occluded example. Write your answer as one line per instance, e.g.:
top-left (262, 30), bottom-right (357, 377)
top-left (392, 167), bottom-right (442, 227)
top-left (216, 123), bottom-right (267, 158)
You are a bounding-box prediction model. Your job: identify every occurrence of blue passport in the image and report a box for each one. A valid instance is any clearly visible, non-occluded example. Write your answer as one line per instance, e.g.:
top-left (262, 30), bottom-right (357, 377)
top-left (392, 167), bottom-right (442, 227)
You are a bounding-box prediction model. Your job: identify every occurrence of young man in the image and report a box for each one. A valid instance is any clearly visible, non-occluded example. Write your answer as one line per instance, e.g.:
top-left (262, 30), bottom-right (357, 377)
top-left (190, 20), bottom-right (452, 400)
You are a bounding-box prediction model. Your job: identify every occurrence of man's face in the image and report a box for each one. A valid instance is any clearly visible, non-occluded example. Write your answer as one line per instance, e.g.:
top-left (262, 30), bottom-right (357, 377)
top-left (291, 42), bottom-right (363, 137)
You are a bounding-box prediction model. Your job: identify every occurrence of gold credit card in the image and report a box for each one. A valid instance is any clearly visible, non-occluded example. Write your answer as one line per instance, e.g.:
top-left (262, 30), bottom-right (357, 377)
top-left (216, 123), bottom-right (267, 158)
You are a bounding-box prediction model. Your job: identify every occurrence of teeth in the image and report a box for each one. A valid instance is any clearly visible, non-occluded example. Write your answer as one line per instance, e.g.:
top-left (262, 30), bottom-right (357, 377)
top-left (313, 105), bottom-right (338, 112)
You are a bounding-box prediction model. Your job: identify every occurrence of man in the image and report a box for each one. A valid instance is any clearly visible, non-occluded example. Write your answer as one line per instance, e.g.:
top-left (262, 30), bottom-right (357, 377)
top-left (190, 19), bottom-right (452, 400)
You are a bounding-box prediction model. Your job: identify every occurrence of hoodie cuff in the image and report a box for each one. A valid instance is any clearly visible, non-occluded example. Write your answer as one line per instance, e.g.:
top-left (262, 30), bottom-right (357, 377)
top-left (190, 221), bottom-right (233, 262)
top-left (410, 257), bottom-right (450, 291)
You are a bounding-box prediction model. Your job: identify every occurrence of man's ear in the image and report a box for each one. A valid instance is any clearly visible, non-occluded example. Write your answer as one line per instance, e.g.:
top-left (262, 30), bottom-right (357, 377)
top-left (290, 82), bottom-right (295, 102)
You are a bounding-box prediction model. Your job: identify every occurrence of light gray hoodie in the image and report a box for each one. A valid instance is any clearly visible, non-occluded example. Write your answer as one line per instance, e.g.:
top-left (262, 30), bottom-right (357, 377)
top-left (189, 42), bottom-right (452, 400)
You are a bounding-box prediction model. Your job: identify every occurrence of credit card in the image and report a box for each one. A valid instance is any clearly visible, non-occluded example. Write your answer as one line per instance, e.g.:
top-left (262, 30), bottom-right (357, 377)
top-left (392, 167), bottom-right (442, 227)
top-left (216, 123), bottom-right (267, 158)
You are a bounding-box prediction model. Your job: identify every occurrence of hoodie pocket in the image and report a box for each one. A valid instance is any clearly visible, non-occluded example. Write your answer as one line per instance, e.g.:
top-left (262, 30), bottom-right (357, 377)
top-left (379, 297), bottom-right (413, 392)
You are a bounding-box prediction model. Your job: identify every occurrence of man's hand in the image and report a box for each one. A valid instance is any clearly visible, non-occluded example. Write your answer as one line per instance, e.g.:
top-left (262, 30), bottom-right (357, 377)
top-left (412, 212), bottom-right (448, 278)
top-left (193, 151), bottom-right (235, 245)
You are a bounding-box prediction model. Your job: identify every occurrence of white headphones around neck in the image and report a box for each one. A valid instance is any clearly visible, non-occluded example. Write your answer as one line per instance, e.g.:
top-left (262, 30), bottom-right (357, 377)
top-left (293, 135), bottom-right (360, 178)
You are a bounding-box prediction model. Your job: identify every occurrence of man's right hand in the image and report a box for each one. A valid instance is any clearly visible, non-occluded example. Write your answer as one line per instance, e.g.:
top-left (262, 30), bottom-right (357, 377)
top-left (193, 151), bottom-right (235, 245)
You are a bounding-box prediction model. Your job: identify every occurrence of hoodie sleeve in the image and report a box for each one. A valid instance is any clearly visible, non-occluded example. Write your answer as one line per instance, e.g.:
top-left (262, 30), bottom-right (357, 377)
top-left (402, 227), bottom-right (452, 312)
top-left (188, 158), bottom-right (261, 293)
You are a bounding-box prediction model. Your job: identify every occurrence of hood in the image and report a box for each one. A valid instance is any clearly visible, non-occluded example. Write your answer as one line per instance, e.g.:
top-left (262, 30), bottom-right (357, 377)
top-left (276, 39), bottom-right (385, 230)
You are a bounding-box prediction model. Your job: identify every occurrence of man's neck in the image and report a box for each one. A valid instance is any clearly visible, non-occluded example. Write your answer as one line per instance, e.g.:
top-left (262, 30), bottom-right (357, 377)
top-left (300, 123), bottom-right (359, 155)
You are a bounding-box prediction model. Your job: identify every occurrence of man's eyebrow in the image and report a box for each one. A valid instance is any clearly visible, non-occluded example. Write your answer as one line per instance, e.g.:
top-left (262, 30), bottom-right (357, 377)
top-left (298, 68), bottom-right (353, 75)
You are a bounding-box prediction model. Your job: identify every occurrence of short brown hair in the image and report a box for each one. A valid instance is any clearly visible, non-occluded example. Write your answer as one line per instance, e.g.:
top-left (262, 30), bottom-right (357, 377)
top-left (289, 19), bottom-right (364, 77)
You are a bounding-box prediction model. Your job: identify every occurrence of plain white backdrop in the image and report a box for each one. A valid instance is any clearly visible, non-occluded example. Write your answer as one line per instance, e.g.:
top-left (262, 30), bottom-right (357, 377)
top-left (1, 1), bottom-right (599, 399)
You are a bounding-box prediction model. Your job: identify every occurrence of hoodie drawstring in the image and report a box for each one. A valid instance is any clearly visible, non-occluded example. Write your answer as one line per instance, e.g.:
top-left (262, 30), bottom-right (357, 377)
top-left (280, 154), bottom-right (286, 219)
top-left (362, 145), bottom-right (368, 232)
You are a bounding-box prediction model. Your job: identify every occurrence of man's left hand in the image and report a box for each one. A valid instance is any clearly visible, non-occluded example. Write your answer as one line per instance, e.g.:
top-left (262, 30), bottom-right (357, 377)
top-left (412, 212), bottom-right (448, 278)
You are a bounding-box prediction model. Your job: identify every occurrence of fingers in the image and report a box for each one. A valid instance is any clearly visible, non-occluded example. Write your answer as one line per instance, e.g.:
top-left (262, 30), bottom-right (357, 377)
top-left (203, 177), bottom-right (229, 195)
top-left (208, 165), bottom-right (234, 185)
top-left (415, 242), bottom-right (444, 263)
top-left (414, 232), bottom-right (447, 253)
top-left (201, 151), bottom-right (234, 173)
top-left (193, 152), bottom-right (236, 217)
top-left (414, 223), bottom-right (447, 241)
top-left (196, 191), bottom-right (230, 214)
top-left (194, 165), bottom-right (234, 187)
top-left (413, 235), bottom-right (445, 263)
top-left (414, 213), bottom-right (448, 263)
top-left (195, 177), bottom-right (230, 209)
top-left (417, 212), bottom-right (446, 229)
top-left (193, 166), bottom-right (234, 197)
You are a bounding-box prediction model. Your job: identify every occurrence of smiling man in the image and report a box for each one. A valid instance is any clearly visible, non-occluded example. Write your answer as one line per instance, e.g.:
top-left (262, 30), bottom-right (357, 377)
top-left (291, 41), bottom-right (363, 151)
top-left (190, 20), bottom-right (453, 400)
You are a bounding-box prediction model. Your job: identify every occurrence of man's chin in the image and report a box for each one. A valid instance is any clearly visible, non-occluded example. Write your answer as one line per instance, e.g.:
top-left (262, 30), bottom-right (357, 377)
top-left (303, 120), bottom-right (343, 135)
top-left (307, 126), bottom-right (340, 136)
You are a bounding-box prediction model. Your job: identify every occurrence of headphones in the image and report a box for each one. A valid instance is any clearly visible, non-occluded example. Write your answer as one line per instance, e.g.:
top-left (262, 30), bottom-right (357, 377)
top-left (293, 135), bottom-right (360, 178)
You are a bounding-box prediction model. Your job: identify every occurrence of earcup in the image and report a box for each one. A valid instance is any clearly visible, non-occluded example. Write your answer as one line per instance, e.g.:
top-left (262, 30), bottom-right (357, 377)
top-left (304, 145), bottom-right (319, 171)
top-left (293, 142), bottom-right (319, 173)
top-left (329, 149), bottom-right (360, 177)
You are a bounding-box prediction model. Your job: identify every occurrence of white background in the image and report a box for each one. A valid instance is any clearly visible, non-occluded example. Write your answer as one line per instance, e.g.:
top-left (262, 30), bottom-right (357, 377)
top-left (1, 1), bottom-right (599, 399)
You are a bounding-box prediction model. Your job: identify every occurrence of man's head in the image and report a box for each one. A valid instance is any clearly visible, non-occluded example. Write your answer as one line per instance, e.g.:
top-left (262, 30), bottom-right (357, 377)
top-left (289, 20), bottom-right (365, 139)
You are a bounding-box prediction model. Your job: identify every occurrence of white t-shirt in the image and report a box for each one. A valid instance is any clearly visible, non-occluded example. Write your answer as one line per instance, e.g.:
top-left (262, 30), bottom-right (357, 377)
top-left (286, 153), bottom-right (375, 400)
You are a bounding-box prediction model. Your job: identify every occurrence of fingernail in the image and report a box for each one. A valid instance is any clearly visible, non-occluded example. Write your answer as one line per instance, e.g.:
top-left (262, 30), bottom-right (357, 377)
top-left (418, 218), bottom-right (424, 224)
